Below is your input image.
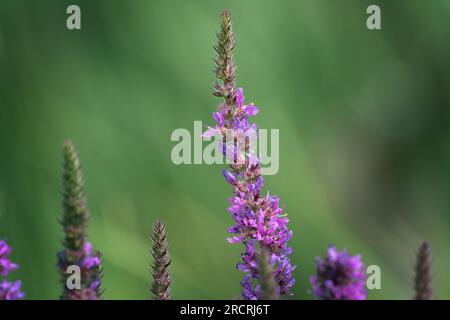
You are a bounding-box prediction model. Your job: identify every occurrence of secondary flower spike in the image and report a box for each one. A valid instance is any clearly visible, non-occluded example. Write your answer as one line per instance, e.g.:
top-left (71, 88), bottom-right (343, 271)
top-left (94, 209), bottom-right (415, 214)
top-left (151, 220), bottom-right (172, 300)
top-left (205, 10), bottom-right (296, 299)
top-left (310, 245), bottom-right (366, 300)
top-left (414, 241), bottom-right (433, 300)
top-left (57, 140), bottom-right (103, 300)
top-left (0, 240), bottom-right (24, 300)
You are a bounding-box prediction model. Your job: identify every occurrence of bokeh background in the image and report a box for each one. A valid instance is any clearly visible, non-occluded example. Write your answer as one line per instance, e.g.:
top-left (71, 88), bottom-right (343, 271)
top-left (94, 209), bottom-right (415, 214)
top-left (1, 0), bottom-right (449, 299)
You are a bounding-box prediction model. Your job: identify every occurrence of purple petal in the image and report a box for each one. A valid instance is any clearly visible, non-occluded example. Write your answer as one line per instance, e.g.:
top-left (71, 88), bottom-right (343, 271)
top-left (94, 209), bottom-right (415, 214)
top-left (235, 88), bottom-right (245, 108)
top-left (203, 127), bottom-right (219, 139)
top-left (243, 103), bottom-right (259, 116)
top-left (227, 236), bottom-right (245, 243)
top-left (222, 170), bottom-right (237, 185)
top-left (212, 112), bottom-right (225, 126)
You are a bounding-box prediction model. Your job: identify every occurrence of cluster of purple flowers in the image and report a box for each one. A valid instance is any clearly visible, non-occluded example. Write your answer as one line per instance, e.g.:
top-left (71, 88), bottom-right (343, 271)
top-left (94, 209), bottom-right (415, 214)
top-left (0, 240), bottom-right (24, 300)
top-left (80, 242), bottom-right (102, 273)
top-left (205, 88), bottom-right (296, 299)
top-left (310, 245), bottom-right (366, 300)
top-left (57, 241), bottom-right (102, 300)
top-left (79, 242), bottom-right (103, 297)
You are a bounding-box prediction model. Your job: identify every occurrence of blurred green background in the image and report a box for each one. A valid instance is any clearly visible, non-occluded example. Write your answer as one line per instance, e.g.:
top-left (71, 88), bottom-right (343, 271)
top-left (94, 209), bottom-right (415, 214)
top-left (1, 0), bottom-right (449, 299)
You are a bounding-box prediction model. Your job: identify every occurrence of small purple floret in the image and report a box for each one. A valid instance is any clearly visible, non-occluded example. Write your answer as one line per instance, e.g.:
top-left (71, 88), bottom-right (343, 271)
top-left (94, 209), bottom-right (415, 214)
top-left (0, 240), bottom-right (18, 277)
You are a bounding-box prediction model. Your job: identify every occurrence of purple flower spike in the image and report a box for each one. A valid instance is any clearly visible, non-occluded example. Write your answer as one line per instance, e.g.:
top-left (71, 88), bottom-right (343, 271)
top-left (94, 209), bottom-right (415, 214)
top-left (310, 245), bottom-right (366, 300)
top-left (207, 10), bottom-right (296, 300)
top-left (0, 280), bottom-right (25, 300)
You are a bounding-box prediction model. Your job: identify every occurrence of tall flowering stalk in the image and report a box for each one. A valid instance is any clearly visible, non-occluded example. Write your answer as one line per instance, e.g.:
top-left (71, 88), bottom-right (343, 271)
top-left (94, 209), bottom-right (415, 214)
top-left (414, 241), bottom-right (433, 300)
top-left (204, 10), bottom-right (295, 299)
top-left (150, 220), bottom-right (172, 300)
top-left (0, 240), bottom-right (24, 300)
top-left (310, 245), bottom-right (366, 300)
top-left (57, 140), bottom-right (103, 300)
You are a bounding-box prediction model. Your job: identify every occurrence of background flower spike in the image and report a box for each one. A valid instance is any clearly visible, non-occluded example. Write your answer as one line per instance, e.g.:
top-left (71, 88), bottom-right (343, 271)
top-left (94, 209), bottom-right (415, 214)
top-left (151, 220), bottom-right (172, 300)
top-left (57, 140), bottom-right (103, 300)
top-left (258, 247), bottom-right (279, 300)
top-left (310, 245), bottom-right (366, 300)
top-left (414, 241), bottom-right (433, 300)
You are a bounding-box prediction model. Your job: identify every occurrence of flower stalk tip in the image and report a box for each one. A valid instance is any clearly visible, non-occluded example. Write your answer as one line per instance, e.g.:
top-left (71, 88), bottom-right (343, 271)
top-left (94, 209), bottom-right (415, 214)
top-left (151, 220), bottom-right (172, 300)
top-left (414, 241), bottom-right (433, 300)
top-left (213, 9), bottom-right (237, 105)
top-left (61, 140), bottom-right (88, 252)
